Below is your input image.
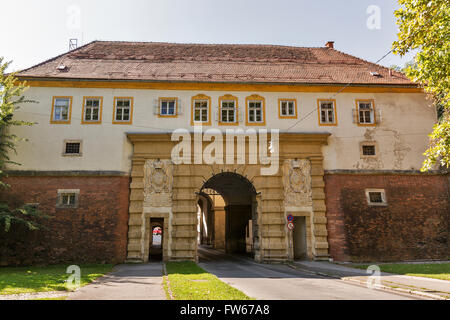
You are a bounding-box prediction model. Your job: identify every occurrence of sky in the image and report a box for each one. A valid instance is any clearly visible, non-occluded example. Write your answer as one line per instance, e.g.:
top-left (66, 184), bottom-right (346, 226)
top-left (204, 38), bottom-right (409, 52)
top-left (1, 0), bottom-right (416, 72)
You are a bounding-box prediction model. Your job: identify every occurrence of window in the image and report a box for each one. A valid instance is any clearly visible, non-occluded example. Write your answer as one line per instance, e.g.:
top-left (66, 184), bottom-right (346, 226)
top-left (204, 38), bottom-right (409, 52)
top-left (51, 97), bottom-right (72, 123)
top-left (279, 99), bottom-right (297, 118)
top-left (362, 145), bottom-right (376, 156)
top-left (365, 189), bottom-right (387, 206)
top-left (221, 101), bottom-right (236, 123)
top-left (82, 97), bottom-right (102, 123)
top-left (246, 95), bottom-right (265, 125)
top-left (159, 98), bottom-right (177, 117)
top-left (356, 100), bottom-right (376, 125)
top-left (191, 94), bottom-right (211, 125)
top-left (65, 142), bottom-right (80, 154)
top-left (219, 94), bottom-right (238, 125)
top-left (63, 140), bottom-right (82, 156)
top-left (318, 99), bottom-right (337, 125)
top-left (360, 141), bottom-right (378, 158)
top-left (56, 189), bottom-right (80, 208)
top-left (113, 97), bottom-right (133, 124)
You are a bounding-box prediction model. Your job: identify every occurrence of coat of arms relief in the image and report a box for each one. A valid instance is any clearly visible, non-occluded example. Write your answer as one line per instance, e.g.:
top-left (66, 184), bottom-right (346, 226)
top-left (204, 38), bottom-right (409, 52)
top-left (283, 159), bottom-right (312, 207)
top-left (143, 159), bottom-right (173, 207)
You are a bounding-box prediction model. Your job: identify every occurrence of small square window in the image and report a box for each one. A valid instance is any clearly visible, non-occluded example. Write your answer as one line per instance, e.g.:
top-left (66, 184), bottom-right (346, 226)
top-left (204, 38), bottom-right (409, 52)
top-left (57, 189), bottom-right (79, 208)
top-left (362, 145), bottom-right (376, 156)
top-left (365, 189), bottom-right (387, 206)
top-left (63, 140), bottom-right (82, 156)
top-left (65, 143), bottom-right (80, 154)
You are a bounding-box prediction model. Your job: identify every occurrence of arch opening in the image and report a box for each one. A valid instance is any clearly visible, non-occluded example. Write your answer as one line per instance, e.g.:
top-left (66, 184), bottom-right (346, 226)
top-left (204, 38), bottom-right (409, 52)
top-left (197, 172), bottom-right (259, 258)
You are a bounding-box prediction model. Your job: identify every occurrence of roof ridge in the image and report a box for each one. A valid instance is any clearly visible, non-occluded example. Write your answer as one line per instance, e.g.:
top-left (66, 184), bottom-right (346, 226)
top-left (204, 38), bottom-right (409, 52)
top-left (90, 40), bottom-right (328, 49)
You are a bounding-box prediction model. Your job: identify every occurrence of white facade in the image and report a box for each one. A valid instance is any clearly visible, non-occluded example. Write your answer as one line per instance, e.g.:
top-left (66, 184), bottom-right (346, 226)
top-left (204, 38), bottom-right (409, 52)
top-left (8, 86), bottom-right (435, 173)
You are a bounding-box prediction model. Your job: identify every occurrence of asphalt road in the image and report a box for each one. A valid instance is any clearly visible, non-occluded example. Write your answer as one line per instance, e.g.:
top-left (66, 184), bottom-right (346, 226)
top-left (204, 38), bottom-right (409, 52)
top-left (198, 246), bottom-right (419, 300)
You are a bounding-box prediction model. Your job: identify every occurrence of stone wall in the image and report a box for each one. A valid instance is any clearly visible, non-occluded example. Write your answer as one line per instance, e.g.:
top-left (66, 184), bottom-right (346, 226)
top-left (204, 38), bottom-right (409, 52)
top-left (0, 175), bottom-right (130, 266)
top-left (325, 173), bottom-right (449, 262)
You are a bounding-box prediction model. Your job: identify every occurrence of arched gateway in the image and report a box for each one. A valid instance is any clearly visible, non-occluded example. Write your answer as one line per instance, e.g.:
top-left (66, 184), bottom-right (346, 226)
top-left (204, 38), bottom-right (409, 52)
top-left (125, 132), bottom-right (330, 263)
top-left (199, 172), bottom-right (259, 258)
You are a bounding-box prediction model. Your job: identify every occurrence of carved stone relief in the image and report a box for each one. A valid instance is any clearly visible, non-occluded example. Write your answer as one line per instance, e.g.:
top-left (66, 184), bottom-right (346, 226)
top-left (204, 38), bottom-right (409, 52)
top-left (283, 159), bottom-right (312, 207)
top-left (143, 159), bottom-right (173, 207)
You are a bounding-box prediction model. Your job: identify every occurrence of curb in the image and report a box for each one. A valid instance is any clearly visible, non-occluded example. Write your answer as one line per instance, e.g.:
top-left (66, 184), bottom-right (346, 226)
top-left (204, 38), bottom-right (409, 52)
top-left (163, 263), bottom-right (174, 300)
top-left (287, 263), bottom-right (448, 300)
top-left (340, 277), bottom-right (447, 301)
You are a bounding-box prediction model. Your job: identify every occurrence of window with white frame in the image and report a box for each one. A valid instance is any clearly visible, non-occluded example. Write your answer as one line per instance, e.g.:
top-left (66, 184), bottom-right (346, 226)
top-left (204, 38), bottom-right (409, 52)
top-left (115, 98), bottom-right (131, 122)
top-left (365, 189), bottom-right (387, 206)
top-left (160, 99), bottom-right (177, 116)
top-left (358, 101), bottom-right (375, 124)
top-left (193, 99), bottom-right (209, 123)
top-left (248, 100), bottom-right (263, 123)
top-left (83, 98), bottom-right (101, 122)
top-left (56, 189), bottom-right (80, 208)
top-left (280, 100), bottom-right (296, 117)
top-left (220, 100), bottom-right (236, 123)
top-left (319, 100), bottom-right (336, 124)
top-left (52, 98), bottom-right (71, 122)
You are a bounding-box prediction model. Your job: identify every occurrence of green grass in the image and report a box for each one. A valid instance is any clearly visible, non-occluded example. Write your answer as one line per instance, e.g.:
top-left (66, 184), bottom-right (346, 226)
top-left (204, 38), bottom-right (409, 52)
top-left (0, 264), bottom-right (114, 295)
top-left (165, 262), bottom-right (252, 300)
top-left (352, 263), bottom-right (450, 281)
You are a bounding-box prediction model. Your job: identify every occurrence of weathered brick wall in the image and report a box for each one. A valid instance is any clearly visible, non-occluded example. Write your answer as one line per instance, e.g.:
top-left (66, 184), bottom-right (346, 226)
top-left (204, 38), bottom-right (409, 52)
top-left (0, 175), bottom-right (130, 266)
top-left (325, 174), bottom-right (449, 262)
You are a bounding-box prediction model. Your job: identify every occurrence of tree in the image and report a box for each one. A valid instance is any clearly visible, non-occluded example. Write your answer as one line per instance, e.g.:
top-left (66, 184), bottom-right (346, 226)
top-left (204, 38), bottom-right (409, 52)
top-left (393, 0), bottom-right (449, 171)
top-left (0, 57), bottom-right (49, 231)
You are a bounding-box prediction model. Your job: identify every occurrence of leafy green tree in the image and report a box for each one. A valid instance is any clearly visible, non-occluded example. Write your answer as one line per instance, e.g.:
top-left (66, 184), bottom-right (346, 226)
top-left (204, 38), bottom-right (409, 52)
top-left (393, 0), bottom-right (449, 170)
top-left (0, 57), bottom-right (49, 231)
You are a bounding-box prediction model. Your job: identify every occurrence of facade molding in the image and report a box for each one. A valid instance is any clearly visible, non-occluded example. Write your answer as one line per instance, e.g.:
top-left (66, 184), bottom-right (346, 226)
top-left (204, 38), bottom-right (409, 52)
top-left (18, 78), bottom-right (423, 93)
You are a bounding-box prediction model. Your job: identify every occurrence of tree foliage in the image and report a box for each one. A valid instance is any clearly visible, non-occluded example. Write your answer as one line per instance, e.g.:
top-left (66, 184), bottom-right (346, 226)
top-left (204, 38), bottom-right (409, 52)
top-left (393, 0), bottom-right (449, 170)
top-left (0, 57), bottom-right (49, 231)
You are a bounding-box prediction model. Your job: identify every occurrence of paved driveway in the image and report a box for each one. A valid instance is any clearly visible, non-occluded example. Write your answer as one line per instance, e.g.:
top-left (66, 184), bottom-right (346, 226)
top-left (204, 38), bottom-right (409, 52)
top-left (68, 263), bottom-right (165, 300)
top-left (198, 246), bottom-right (420, 300)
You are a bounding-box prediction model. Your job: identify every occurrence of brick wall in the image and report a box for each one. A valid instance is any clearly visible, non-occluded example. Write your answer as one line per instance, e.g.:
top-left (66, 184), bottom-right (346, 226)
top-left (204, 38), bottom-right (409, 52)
top-left (0, 175), bottom-right (130, 266)
top-left (325, 174), bottom-right (449, 262)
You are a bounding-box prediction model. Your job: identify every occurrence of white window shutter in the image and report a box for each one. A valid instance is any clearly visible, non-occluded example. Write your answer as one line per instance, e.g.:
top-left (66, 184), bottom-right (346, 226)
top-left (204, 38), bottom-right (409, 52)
top-left (153, 99), bottom-right (159, 115)
top-left (352, 108), bottom-right (358, 123)
top-left (177, 99), bottom-right (182, 115)
top-left (376, 108), bottom-right (382, 124)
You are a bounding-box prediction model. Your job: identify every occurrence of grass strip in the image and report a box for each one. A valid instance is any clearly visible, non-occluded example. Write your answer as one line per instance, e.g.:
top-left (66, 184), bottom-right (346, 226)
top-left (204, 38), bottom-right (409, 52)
top-left (0, 264), bottom-right (113, 295)
top-left (352, 263), bottom-right (450, 281)
top-left (164, 261), bottom-right (252, 300)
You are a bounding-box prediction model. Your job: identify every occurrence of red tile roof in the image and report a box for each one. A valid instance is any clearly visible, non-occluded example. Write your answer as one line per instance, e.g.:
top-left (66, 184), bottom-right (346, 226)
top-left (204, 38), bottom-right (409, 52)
top-left (17, 41), bottom-right (414, 86)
